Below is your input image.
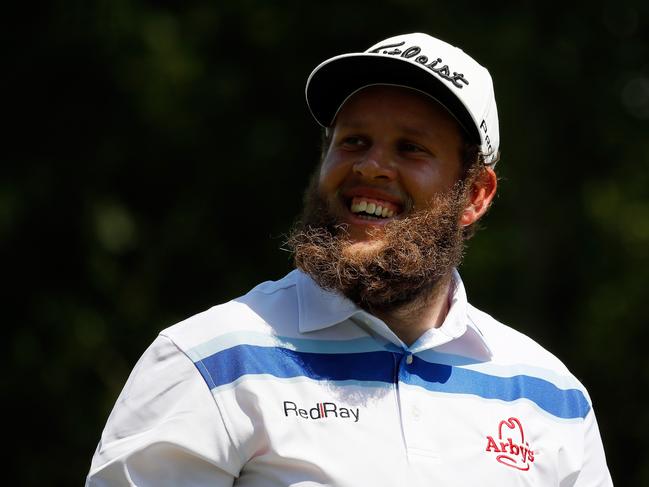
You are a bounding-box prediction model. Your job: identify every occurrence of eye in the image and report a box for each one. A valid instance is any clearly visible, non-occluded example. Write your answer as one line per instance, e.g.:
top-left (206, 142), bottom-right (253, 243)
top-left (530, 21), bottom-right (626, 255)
top-left (340, 135), bottom-right (368, 150)
top-left (399, 141), bottom-right (426, 153)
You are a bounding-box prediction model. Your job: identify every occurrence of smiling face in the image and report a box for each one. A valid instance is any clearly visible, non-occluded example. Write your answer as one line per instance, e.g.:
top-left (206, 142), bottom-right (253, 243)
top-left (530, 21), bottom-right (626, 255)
top-left (318, 85), bottom-right (466, 247)
top-left (289, 84), bottom-right (496, 313)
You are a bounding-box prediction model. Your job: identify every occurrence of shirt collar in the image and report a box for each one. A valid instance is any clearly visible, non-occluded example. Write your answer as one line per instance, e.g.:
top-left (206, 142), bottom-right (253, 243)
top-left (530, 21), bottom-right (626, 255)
top-left (295, 269), bottom-right (492, 357)
top-left (409, 270), bottom-right (492, 358)
top-left (296, 270), bottom-right (361, 332)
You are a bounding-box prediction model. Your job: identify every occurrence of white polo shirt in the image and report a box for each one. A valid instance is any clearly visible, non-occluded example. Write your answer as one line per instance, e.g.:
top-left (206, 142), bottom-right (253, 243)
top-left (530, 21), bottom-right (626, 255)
top-left (87, 270), bottom-right (613, 486)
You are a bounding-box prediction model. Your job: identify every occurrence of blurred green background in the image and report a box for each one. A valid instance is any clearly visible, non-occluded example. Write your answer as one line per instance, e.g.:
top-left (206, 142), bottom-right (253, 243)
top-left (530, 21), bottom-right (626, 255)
top-left (6, 0), bottom-right (648, 484)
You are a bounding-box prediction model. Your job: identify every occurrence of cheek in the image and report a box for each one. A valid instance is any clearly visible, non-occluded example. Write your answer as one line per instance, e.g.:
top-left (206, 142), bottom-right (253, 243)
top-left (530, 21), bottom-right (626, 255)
top-left (401, 165), bottom-right (459, 208)
top-left (318, 153), bottom-right (351, 194)
top-left (400, 167), bottom-right (437, 200)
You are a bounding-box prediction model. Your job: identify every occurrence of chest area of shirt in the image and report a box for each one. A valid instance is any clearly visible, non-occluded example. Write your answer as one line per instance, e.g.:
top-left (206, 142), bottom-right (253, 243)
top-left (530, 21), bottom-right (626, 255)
top-left (210, 349), bottom-right (581, 485)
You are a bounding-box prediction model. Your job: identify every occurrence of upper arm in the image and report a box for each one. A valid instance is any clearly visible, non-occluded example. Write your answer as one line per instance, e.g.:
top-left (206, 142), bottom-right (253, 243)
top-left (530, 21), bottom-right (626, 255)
top-left (568, 409), bottom-right (613, 487)
top-left (86, 335), bottom-right (242, 486)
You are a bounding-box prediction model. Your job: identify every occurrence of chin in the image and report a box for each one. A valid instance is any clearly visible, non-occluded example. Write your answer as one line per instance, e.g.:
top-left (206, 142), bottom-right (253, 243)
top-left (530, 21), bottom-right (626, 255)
top-left (341, 238), bottom-right (386, 258)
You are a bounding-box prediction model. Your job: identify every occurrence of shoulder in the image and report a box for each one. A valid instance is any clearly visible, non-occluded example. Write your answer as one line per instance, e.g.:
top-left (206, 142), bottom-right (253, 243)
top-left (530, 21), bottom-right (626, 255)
top-left (467, 303), bottom-right (591, 401)
top-left (160, 270), bottom-right (302, 354)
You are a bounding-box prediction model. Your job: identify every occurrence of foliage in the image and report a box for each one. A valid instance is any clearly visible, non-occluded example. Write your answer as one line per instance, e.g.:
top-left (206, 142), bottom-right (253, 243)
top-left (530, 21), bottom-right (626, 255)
top-left (6, 0), bottom-right (648, 484)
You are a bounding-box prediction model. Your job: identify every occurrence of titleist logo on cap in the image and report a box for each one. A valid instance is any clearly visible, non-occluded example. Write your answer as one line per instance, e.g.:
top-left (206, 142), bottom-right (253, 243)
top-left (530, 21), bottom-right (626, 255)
top-left (368, 41), bottom-right (469, 89)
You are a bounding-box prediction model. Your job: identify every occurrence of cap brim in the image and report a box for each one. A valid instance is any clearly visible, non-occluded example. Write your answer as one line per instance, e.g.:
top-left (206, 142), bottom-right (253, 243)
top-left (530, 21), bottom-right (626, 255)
top-left (306, 53), bottom-right (480, 144)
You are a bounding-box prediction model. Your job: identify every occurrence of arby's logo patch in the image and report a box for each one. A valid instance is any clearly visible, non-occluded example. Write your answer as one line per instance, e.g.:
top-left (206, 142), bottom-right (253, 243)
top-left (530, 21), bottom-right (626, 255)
top-left (485, 417), bottom-right (536, 471)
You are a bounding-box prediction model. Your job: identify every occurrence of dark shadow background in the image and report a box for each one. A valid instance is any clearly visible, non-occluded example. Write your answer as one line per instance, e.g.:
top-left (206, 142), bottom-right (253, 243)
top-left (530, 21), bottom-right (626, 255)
top-left (6, 1), bottom-right (648, 485)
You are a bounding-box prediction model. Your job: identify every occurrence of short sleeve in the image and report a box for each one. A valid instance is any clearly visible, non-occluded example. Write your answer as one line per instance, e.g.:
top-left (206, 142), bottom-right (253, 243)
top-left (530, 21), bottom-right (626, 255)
top-left (86, 335), bottom-right (243, 486)
top-left (570, 408), bottom-right (613, 487)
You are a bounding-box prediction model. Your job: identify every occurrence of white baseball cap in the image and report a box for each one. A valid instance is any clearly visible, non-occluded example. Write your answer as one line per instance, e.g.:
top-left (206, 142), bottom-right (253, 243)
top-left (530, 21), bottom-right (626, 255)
top-left (305, 32), bottom-right (500, 165)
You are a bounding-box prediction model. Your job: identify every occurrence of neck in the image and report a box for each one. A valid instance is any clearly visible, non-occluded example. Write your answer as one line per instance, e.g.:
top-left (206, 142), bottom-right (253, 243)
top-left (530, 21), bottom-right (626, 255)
top-left (372, 274), bottom-right (453, 346)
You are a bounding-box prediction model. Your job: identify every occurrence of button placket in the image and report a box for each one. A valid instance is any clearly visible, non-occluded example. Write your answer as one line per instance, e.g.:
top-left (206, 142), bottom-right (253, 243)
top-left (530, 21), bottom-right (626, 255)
top-left (398, 352), bottom-right (439, 457)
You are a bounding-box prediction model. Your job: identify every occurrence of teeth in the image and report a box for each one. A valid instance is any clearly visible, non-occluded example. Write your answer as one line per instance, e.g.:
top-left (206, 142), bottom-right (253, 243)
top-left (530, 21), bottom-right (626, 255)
top-left (350, 198), bottom-right (397, 218)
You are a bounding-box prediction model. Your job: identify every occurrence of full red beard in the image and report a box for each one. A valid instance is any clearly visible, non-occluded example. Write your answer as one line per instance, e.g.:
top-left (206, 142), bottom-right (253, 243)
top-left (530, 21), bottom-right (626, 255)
top-left (287, 176), bottom-right (469, 314)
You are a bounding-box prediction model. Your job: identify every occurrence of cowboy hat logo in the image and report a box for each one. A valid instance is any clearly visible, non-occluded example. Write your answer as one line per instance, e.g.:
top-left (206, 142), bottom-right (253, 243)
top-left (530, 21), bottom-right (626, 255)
top-left (485, 417), bottom-right (535, 471)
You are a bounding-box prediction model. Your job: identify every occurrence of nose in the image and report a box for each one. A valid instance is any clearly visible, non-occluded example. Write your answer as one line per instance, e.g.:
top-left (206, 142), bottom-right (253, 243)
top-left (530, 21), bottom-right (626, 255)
top-left (352, 146), bottom-right (397, 181)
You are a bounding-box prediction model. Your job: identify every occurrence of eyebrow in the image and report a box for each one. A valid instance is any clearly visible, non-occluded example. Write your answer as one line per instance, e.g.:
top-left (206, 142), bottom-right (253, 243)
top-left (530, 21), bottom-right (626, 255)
top-left (396, 125), bottom-right (432, 138)
top-left (335, 120), bottom-right (434, 139)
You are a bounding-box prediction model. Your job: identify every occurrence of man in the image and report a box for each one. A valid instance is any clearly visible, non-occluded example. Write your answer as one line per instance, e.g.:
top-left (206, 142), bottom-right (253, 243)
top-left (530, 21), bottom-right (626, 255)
top-left (87, 33), bottom-right (613, 486)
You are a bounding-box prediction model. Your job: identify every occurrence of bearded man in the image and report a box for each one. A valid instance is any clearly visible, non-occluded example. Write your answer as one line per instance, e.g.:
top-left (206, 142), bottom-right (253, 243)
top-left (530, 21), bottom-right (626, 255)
top-left (86, 33), bottom-right (613, 486)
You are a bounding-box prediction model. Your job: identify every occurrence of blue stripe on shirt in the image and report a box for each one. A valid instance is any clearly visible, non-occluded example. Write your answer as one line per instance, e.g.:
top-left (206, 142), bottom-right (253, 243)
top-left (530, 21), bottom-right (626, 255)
top-left (196, 344), bottom-right (395, 387)
top-left (194, 345), bottom-right (590, 419)
top-left (405, 356), bottom-right (591, 419)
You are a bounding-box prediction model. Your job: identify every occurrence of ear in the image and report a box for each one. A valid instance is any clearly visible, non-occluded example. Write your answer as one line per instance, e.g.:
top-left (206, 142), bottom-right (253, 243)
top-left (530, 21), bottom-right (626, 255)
top-left (460, 166), bottom-right (498, 227)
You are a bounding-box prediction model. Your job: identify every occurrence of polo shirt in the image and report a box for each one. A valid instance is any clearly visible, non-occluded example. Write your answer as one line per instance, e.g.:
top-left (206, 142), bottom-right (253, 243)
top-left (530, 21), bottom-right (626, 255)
top-left (86, 269), bottom-right (613, 486)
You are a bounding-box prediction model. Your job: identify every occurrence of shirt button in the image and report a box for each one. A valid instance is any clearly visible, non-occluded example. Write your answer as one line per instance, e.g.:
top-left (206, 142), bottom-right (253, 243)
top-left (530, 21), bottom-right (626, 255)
top-left (406, 355), bottom-right (413, 364)
top-left (412, 406), bottom-right (421, 419)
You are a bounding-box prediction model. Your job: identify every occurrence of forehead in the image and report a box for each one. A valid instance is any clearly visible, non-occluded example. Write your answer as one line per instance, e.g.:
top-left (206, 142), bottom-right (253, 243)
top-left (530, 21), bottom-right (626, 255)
top-left (331, 85), bottom-right (465, 139)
